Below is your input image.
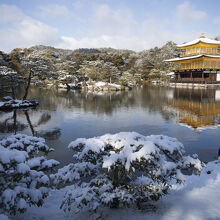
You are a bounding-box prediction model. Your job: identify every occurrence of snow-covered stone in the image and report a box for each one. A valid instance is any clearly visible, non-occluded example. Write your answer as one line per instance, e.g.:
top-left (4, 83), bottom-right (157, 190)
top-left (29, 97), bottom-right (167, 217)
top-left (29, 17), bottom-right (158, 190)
top-left (87, 81), bottom-right (126, 91)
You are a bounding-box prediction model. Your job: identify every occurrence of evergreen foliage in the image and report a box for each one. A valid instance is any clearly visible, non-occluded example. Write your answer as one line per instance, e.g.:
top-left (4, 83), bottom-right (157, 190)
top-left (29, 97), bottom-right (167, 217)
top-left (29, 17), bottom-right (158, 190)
top-left (51, 132), bottom-right (203, 213)
top-left (0, 134), bottom-right (59, 216)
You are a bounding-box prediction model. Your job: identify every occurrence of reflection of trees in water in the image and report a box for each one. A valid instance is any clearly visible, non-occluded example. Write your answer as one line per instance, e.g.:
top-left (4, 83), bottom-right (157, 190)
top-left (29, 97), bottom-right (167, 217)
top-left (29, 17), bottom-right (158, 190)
top-left (14, 86), bottom-right (166, 115)
top-left (139, 86), bottom-right (175, 121)
top-left (27, 87), bottom-right (138, 115)
top-left (36, 127), bottom-right (61, 140)
top-left (26, 86), bottom-right (176, 119)
top-left (0, 110), bottom-right (27, 133)
top-left (0, 110), bottom-right (37, 135)
top-left (28, 86), bottom-right (170, 116)
top-left (37, 112), bottom-right (51, 125)
top-left (23, 110), bottom-right (61, 140)
top-left (0, 108), bottom-right (61, 140)
top-left (23, 110), bottom-right (35, 135)
top-left (78, 91), bottom-right (137, 115)
top-left (8, 86), bottom-right (220, 129)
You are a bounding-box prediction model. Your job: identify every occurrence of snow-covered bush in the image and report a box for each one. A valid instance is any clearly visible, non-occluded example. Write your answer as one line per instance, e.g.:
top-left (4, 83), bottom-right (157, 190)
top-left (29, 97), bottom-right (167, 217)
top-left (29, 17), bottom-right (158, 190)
top-left (0, 134), bottom-right (59, 216)
top-left (51, 132), bottom-right (203, 213)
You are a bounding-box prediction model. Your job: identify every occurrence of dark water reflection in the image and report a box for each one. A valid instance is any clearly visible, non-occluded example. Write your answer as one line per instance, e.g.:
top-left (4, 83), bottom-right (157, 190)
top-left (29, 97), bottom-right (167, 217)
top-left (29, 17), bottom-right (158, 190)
top-left (1, 86), bottom-right (220, 166)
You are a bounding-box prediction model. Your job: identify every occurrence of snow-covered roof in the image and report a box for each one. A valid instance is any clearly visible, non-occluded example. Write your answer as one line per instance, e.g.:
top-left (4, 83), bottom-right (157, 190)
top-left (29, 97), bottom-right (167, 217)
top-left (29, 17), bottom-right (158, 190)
top-left (177, 37), bottom-right (220, 48)
top-left (165, 54), bottom-right (220, 62)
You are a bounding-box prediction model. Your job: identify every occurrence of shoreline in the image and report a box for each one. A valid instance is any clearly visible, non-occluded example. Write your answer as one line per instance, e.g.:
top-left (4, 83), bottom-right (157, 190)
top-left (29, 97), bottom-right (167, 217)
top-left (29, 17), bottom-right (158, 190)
top-left (169, 82), bottom-right (220, 89)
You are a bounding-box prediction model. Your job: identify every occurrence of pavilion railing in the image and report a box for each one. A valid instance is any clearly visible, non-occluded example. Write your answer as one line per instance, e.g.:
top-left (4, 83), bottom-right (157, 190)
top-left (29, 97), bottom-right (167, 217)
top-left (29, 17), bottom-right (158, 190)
top-left (180, 48), bottom-right (220, 57)
top-left (170, 79), bottom-right (220, 84)
top-left (172, 61), bottom-right (220, 71)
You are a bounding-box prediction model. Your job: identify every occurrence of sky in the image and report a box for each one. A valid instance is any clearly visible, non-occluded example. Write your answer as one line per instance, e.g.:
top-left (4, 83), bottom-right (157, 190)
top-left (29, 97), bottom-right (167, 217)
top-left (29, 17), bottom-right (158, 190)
top-left (0, 0), bottom-right (220, 52)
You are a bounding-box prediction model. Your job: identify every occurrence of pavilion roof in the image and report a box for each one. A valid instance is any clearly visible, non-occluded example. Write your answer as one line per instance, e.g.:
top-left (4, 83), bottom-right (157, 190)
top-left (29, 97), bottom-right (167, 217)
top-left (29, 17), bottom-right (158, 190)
top-left (177, 37), bottom-right (220, 48)
top-left (165, 54), bottom-right (220, 62)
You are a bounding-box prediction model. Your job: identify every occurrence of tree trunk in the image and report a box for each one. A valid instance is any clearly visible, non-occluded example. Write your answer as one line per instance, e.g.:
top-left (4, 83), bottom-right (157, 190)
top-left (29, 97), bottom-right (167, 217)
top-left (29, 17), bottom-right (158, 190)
top-left (9, 75), bottom-right (16, 99)
top-left (23, 69), bottom-right (32, 100)
top-left (11, 85), bottom-right (16, 99)
top-left (13, 109), bottom-right (17, 135)
top-left (110, 166), bottom-right (119, 208)
top-left (24, 110), bottom-right (35, 136)
top-left (113, 166), bottom-right (119, 187)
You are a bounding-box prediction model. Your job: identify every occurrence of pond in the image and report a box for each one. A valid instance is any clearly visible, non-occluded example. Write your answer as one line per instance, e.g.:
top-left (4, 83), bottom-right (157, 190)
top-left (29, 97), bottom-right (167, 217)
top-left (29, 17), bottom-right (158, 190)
top-left (1, 85), bottom-right (220, 166)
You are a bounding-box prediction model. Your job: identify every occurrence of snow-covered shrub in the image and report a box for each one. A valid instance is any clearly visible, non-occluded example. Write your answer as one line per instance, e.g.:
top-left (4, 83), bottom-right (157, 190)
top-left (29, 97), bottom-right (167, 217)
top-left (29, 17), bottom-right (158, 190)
top-left (0, 134), bottom-right (59, 216)
top-left (51, 132), bottom-right (203, 213)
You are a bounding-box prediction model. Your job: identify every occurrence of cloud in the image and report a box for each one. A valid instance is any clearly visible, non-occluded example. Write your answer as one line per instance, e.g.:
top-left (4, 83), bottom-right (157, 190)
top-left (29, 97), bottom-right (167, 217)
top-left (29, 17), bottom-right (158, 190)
top-left (38, 3), bottom-right (86, 24)
top-left (0, 3), bottom-right (208, 52)
top-left (0, 4), bottom-right (24, 24)
top-left (18, 18), bottom-right (59, 45)
top-left (72, 0), bottom-right (89, 10)
top-left (38, 4), bottom-right (70, 17)
top-left (141, 17), bottom-right (198, 48)
top-left (0, 4), bottom-right (60, 52)
top-left (214, 17), bottom-right (220, 25)
top-left (57, 35), bottom-right (146, 51)
top-left (176, 1), bottom-right (207, 22)
top-left (91, 4), bottom-right (137, 36)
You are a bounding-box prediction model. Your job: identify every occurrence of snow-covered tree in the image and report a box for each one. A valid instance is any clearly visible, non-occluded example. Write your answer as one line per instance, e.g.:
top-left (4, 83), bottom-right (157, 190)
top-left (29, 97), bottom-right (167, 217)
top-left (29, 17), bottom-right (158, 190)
top-left (51, 132), bottom-right (203, 213)
top-left (0, 134), bottom-right (59, 216)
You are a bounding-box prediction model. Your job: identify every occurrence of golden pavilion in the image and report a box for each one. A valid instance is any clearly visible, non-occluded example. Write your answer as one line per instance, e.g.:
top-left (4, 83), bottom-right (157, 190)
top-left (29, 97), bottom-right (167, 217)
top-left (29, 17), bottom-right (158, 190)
top-left (165, 34), bottom-right (220, 82)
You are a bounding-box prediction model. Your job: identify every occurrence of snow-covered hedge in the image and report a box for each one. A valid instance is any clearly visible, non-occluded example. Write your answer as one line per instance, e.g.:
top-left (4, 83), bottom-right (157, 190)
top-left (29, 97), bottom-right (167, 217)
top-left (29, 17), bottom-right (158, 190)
top-left (51, 132), bottom-right (203, 213)
top-left (0, 134), bottom-right (59, 216)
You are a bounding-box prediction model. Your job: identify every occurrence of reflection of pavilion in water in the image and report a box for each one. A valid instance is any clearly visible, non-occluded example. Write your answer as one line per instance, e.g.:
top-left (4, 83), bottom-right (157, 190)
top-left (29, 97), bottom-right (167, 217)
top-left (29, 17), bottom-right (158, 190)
top-left (166, 88), bottom-right (220, 131)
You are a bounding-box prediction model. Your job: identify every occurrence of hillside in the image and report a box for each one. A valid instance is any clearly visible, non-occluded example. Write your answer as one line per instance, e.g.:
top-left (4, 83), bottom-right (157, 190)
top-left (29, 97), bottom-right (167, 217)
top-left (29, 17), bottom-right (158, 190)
top-left (0, 42), bottom-right (178, 89)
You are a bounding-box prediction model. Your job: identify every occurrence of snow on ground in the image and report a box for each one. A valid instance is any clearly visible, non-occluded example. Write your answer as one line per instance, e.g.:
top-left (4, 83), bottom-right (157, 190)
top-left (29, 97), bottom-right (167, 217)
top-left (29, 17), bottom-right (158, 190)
top-left (0, 214), bottom-right (9, 220)
top-left (11, 158), bottom-right (220, 220)
top-left (88, 81), bottom-right (122, 89)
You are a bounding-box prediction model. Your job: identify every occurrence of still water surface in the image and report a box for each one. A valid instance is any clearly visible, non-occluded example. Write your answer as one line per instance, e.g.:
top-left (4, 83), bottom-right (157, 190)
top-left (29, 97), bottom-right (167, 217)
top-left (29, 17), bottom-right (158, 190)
top-left (1, 86), bottom-right (220, 166)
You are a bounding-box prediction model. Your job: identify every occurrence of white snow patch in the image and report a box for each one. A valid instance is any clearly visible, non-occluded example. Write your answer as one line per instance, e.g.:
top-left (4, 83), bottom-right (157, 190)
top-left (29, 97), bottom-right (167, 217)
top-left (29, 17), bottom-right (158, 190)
top-left (177, 37), bottom-right (220, 47)
top-left (10, 159), bottom-right (220, 220)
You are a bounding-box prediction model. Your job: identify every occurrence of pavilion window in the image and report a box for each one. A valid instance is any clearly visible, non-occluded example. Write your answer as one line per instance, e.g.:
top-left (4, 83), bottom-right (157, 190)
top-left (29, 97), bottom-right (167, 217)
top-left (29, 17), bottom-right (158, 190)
top-left (211, 61), bottom-right (215, 68)
top-left (201, 47), bottom-right (205, 54)
top-left (204, 73), bottom-right (209, 78)
top-left (212, 48), bottom-right (216, 54)
top-left (180, 73), bottom-right (190, 78)
top-left (192, 72), bottom-right (202, 78)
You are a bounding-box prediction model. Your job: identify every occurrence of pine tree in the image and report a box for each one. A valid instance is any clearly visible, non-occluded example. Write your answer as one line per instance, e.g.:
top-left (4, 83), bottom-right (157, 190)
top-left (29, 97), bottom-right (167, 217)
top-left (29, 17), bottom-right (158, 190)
top-left (0, 134), bottom-right (59, 216)
top-left (51, 132), bottom-right (203, 213)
